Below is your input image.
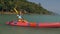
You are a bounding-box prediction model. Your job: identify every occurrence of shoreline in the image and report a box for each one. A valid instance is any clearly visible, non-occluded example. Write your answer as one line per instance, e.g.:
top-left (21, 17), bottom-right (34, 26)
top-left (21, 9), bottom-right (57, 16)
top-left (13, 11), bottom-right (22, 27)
top-left (0, 12), bottom-right (54, 15)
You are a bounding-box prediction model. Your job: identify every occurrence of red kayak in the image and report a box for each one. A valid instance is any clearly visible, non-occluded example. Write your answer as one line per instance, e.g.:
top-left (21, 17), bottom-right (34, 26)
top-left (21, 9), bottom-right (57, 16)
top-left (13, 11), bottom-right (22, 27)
top-left (6, 20), bottom-right (60, 28)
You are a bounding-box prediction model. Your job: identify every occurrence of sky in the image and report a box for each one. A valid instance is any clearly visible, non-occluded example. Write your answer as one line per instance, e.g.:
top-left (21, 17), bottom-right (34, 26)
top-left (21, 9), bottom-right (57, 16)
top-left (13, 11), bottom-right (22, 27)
top-left (28, 0), bottom-right (60, 14)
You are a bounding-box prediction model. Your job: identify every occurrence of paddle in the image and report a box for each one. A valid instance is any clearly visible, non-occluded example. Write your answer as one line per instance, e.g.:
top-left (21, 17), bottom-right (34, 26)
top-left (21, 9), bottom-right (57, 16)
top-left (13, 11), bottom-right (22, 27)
top-left (14, 8), bottom-right (23, 19)
top-left (14, 8), bottom-right (18, 15)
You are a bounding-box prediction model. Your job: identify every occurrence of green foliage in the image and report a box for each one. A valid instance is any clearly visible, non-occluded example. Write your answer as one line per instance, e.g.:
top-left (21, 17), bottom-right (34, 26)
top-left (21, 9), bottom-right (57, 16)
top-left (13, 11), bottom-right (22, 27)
top-left (0, 0), bottom-right (53, 15)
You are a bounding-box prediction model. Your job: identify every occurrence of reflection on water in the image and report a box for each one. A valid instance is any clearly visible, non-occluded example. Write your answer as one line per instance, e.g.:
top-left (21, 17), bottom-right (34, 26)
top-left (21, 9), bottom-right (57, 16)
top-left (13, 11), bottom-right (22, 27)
top-left (0, 14), bottom-right (60, 34)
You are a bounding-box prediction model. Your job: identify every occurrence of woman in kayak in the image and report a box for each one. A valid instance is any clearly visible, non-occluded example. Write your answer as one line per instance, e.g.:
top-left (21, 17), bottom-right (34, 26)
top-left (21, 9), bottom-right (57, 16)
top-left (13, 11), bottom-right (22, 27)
top-left (17, 10), bottom-right (28, 23)
top-left (14, 8), bottom-right (28, 24)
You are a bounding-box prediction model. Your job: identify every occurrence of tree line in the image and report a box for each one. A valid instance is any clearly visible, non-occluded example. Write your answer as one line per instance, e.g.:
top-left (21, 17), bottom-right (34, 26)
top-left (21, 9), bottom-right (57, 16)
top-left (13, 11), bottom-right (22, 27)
top-left (0, 0), bottom-right (54, 15)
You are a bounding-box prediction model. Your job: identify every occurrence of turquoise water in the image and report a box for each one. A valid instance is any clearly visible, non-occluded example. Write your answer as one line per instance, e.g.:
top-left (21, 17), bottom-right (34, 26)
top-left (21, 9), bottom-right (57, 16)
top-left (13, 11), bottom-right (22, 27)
top-left (23, 14), bottom-right (60, 22)
top-left (0, 14), bottom-right (60, 34)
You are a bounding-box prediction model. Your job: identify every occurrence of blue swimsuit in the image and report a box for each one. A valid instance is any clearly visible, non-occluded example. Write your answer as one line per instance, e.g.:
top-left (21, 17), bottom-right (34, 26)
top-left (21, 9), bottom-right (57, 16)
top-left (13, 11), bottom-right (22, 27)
top-left (17, 15), bottom-right (22, 19)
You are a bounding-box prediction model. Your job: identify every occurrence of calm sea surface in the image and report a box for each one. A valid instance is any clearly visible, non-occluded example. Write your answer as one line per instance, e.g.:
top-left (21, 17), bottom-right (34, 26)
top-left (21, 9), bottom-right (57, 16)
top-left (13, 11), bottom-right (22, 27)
top-left (0, 14), bottom-right (60, 34)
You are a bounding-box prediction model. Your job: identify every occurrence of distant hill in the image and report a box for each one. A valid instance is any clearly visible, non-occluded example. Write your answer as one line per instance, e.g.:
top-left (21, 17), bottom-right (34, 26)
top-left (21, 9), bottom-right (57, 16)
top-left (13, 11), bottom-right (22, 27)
top-left (52, 12), bottom-right (60, 16)
top-left (0, 0), bottom-right (55, 15)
